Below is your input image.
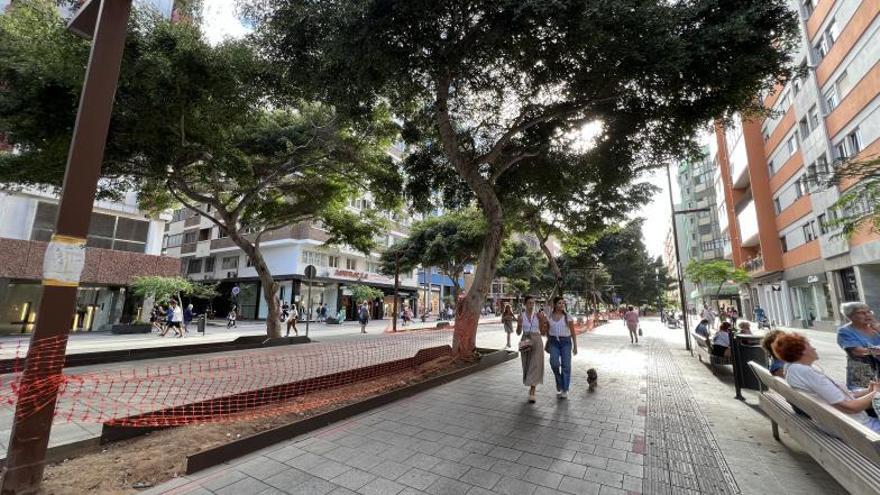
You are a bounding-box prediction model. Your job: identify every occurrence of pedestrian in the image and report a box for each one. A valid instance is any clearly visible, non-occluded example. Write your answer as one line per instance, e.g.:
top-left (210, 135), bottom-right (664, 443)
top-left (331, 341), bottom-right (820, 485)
top-left (501, 303), bottom-right (515, 348)
top-left (286, 303), bottom-right (299, 336)
top-left (358, 300), bottom-right (370, 333)
top-left (162, 300), bottom-right (183, 338)
top-left (546, 296), bottom-right (578, 399)
top-left (701, 304), bottom-right (716, 331)
top-left (737, 320), bottom-right (752, 335)
top-left (517, 295), bottom-right (545, 403)
top-left (183, 303), bottom-right (194, 333)
top-left (754, 304), bottom-right (769, 329)
top-left (836, 302), bottom-right (880, 390)
top-left (281, 301), bottom-right (291, 323)
top-left (728, 306), bottom-right (739, 328)
top-left (623, 305), bottom-right (640, 344)
top-left (227, 305), bottom-right (237, 329)
top-left (711, 321), bottom-right (732, 358)
top-left (319, 303), bottom-right (327, 323)
top-left (150, 304), bottom-right (165, 334)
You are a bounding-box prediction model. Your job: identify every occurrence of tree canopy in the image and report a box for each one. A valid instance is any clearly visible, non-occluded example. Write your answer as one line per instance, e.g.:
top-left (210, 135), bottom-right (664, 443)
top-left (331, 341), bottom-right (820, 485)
top-left (685, 259), bottom-right (750, 298)
top-left (130, 276), bottom-right (218, 305)
top-left (821, 156), bottom-right (880, 237)
top-left (0, 1), bottom-right (403, 338)
top-left (379, 209), bottom-right (486, 297)
top-left (248, 0), bottom-right (799, 356)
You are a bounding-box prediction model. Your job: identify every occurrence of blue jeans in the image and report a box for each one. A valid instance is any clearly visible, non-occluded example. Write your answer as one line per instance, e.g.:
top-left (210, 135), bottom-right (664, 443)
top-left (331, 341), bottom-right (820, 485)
top-left (548, 336), bottom-right (572, 392)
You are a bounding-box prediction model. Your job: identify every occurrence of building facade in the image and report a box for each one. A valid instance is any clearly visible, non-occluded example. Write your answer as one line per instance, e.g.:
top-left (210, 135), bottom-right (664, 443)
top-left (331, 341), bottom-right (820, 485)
top-left (162, 198), bottom-right (422, 322)
top-left (712, 0), bottom-right (880, 331)
top-left (0, 189), bottom-right (179, 335)
top-left (674, 146), bottom-right (731, 309)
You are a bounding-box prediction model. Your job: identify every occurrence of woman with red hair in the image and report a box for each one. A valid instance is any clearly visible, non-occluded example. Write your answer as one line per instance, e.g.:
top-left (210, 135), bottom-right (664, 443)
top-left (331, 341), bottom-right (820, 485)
top-left (774, 333), bottom-right (880, 432)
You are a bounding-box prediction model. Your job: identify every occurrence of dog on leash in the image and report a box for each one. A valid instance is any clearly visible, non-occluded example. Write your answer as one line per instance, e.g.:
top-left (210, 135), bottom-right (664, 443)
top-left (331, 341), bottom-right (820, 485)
top-left (587, 368), bottom-right (598, 391)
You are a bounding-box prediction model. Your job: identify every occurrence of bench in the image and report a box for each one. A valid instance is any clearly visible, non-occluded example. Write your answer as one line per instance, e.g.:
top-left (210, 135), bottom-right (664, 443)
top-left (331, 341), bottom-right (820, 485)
top-left (748, 361), bottom-right (880, 495)
top-left (692, 332), bottom-right (731, 372)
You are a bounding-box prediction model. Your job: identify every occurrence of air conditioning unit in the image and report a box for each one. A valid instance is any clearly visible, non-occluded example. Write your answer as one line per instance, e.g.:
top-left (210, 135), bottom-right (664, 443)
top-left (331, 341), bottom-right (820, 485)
top-left (226, 271), bottom-right (238, 278)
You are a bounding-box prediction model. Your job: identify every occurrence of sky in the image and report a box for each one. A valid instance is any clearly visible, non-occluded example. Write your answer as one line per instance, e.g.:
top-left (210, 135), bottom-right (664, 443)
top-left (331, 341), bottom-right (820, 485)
top-left (198, 1), bottom-right (675, 258)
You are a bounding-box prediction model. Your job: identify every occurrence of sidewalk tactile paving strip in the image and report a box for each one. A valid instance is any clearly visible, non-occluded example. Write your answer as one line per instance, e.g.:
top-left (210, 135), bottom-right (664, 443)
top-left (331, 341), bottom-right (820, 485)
top-left (644, 340), bottom-right (741, 494)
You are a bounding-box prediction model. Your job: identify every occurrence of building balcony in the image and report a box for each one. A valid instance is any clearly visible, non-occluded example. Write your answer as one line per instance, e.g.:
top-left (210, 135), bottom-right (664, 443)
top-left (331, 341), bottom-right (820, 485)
top-left (744, 256), bottom-right (764, 274)
top-left (737, 200), bottom-right (759, 247)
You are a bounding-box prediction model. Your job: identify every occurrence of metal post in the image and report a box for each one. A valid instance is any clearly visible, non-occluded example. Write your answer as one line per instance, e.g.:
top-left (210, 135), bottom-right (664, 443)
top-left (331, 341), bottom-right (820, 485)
top-left (305, 281), bottom-right (312, 337)
top-left (667, 163), bottom-right (693, 353)
top-left (392, 252), bottom-right (399, 332)
top-left (1, 1), bottom-right (132, 492)
top-left (731, 334), bottom-right (745, 400)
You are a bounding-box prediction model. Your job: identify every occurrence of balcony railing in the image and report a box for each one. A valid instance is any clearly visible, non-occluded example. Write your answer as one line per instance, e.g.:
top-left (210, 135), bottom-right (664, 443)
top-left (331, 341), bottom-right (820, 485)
top-left (744, 256), bottom-right (763, 273)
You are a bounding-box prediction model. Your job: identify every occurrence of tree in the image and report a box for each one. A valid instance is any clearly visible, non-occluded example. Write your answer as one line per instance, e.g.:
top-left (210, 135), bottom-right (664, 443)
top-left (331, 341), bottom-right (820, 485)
top-left (249, 0), bottom-right (799, 358)
top-left (0, 2), bottom-right (402, 338)
top-left (379, 209), bottom-right (486, 298)
top-left (685, 259), bottom-right (750, 299)
top-left (496, 240), bottom-right (545, 302)
top-left (349, 284), bottom-right (384, 305)
top-left (583, 220), bottom-right (662, 306)
top-left (818, 155), bottom-right (880, 237)
top-left (130, 276), bottom-right (218, 308)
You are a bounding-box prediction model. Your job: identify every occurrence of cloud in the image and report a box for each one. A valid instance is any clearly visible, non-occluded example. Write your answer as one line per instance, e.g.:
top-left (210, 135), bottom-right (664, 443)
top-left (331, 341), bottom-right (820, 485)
top-left (201, 0), bottom-right (250, 44)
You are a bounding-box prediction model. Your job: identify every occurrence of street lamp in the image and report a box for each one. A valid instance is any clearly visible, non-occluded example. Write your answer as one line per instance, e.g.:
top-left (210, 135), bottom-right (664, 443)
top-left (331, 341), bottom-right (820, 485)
top-left (666, 162), bottom-right (711, 354)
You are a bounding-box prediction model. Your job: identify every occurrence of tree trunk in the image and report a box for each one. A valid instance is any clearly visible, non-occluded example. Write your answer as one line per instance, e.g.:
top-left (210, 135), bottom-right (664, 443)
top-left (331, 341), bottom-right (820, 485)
top-left (227, 230), bottom-right (282, 338)
top-left (537, 235), bottom-right (563, 298)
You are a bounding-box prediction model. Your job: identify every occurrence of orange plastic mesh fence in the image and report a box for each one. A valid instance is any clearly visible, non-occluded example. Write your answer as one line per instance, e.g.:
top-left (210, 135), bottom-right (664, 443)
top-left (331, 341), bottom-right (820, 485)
top-left (0, 315), bottom-right (609, 427)
top-left (0, 329), bottom-right (455, 427)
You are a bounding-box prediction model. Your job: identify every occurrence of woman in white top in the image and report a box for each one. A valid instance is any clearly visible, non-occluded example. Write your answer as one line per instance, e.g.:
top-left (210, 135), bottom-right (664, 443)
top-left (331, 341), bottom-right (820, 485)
top-left (517, 296), bottom-right (546, 403)
top-left (774, 333), bottom-right (880, 432)
top-left (547, 296), bottom-right (579, 399)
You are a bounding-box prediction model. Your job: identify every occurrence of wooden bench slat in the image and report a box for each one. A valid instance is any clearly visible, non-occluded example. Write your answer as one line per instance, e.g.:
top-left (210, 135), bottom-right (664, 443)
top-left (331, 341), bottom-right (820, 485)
top-left (760, 394), bottom-right (880, 495)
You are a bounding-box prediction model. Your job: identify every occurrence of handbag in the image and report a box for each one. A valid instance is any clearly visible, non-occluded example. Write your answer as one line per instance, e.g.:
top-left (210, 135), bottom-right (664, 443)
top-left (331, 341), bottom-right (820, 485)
top-left (638, 327), bottom-right (643, 336)
top-left (518, 338), bottom-right (532, 352)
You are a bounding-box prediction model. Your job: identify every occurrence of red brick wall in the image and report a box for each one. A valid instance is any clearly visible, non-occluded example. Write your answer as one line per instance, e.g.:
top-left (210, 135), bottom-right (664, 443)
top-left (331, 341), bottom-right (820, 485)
top-left (0, 238), bottom-right (181, 285)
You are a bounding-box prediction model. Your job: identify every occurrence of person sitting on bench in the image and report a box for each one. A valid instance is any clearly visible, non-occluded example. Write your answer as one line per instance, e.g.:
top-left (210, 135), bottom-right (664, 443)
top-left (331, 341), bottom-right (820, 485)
top-left (711, 322), bottom-right (732, 358)
top-left (761, 329), bottom-right (787, 377)
top-left (695, 319), bottom-right (710, 339)
top-left (774, 333), bottom-right (880, 432)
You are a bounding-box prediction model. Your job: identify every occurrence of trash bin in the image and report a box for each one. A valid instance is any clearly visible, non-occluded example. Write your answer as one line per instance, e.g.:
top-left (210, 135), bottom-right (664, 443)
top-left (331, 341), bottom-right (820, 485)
top-left (733, 333), bottom-right (766, 391)
top-left (197, 314), bottom-right (206, 334)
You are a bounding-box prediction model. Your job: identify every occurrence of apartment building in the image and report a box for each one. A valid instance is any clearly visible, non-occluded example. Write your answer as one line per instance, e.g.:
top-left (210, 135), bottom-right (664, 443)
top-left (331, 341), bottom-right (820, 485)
top-left (713, 0), bottom-right (880, 331)
top-left (0, 189), bottom-right (178, 334)
top-left (163, 196), bottom-right (421, 322)
top-left (674, 147), bottom-right (730, 309)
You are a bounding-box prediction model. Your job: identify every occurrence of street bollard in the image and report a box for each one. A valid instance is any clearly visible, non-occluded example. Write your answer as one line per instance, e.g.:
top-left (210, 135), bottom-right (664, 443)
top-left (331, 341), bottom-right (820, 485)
top-left (198, 314), bottom-right (206, 335)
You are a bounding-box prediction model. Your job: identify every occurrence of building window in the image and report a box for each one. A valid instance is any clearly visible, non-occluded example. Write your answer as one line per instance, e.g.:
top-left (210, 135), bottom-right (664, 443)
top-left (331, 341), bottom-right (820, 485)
top-left (204, 256), bottom-right (215, 273)
top-left (834, 141), bottom-right (848, 160)
top-left (164, 233), bottom-right (183, 248)
top-left (817, 155), bottom-right (830, 175)
top-left (221, 256), bottom-right (239, 270)
top-left (799, 117), bottom-right (810, 137)
top-left (198, 228), bottom-right (211, 241)
top-left (808, 106), bottom-right (820, 131)
top-left (774, 198), bottom-right (782, 214)
top-left (803, 222), bottom-right (816, 242)
top-left (246, 257), bottom-right (254, 267)
top-left (183, 231), bottom-right (197, 244)
top-left (780, 235), bottom-right (789, 253)
top-left (839, 268), bottom-right (860, 302)
top-left (302, 250), bottom-right (323, 266)
top-left (32, 202), bottom-right (148, 252)
top-left (346, 258), bottom-right (357, 270)
top-left (794, 177), bottom-right (806, 199)
top-left (818, 213), bottom-right (828, 235)
top-left (825, 87), bottom-right (839, 111)
top-left (328, 256), bottom-right (339, 268)
top-left (786, 135), bottom-right (798, 156)
top-left (835, 70), bottom-right (851, 98)
top-left (803, 0), bottom-right (816, 16)
top-left (187, 258), bottom-right (203, 274)
top-left (847, 128), bottom-right (862, 156)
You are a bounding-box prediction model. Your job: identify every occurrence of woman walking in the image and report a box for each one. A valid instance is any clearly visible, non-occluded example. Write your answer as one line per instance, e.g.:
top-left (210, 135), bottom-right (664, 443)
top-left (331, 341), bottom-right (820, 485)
top-left (517, 296), bottom-right (545, 403)
top-left (502, 303), bottom-right (515, 348)
top-left (623, 306), bottom-right (639, 344)
top-left (547, 296), bottom-right (578, 399)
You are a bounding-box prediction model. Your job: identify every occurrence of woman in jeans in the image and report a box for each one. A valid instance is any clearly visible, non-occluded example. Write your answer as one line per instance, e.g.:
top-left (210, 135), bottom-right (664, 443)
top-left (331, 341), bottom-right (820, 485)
top-left (547, 296), bottom-right (578, 399)
top-left (517, 296), bottom-right (545, 403)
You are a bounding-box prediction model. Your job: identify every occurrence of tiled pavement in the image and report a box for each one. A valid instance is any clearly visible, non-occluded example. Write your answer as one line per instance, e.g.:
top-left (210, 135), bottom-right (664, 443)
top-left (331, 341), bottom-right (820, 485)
top-left (142, 320), bottom-right (845, 495)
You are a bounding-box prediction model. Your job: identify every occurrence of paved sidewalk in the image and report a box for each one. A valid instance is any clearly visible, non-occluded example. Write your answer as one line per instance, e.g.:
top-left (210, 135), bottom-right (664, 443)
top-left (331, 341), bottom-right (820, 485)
top-left (143, 319), bottom-right (843, 495)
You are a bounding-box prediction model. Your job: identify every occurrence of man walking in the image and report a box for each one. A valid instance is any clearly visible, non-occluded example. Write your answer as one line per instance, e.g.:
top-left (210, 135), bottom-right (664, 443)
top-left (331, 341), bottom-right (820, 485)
top-left (701, 304), bottom-right (716, 331)
top-left (162, 300), bottom-right (184, 338)
top-left (358, 300), bottom-right (370, 334)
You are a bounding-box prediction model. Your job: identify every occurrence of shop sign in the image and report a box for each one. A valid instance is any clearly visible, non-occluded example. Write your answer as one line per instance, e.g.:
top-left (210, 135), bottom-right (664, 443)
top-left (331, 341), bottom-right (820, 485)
top-left (807, 275), bottom-right (819, 284)
top-left (333, 269), bottom-right (393, 284)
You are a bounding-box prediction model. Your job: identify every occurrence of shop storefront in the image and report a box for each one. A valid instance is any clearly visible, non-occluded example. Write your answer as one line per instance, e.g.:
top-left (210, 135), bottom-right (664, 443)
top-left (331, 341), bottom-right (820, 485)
top-left (787, 273), bottom-right (835, 330)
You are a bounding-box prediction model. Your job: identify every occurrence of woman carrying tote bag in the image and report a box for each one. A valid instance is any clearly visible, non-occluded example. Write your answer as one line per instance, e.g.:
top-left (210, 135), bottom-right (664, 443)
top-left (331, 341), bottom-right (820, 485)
top-left (517, 295), bottom-right (546, 403)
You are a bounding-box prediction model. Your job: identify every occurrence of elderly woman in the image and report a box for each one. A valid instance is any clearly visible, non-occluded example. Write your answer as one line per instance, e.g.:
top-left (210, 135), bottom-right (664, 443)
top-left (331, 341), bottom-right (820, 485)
top-left (761, 329), bottom-right (787, 377)
top-left (837, 302), bottom-right (880, 390)
top-left (774, 333), bottom-right (880, 432)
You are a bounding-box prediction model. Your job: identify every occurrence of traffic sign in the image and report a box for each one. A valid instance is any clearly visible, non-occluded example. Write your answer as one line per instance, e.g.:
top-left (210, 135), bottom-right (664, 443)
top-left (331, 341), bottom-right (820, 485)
top-left (304, 265), bottom-right (317, 280)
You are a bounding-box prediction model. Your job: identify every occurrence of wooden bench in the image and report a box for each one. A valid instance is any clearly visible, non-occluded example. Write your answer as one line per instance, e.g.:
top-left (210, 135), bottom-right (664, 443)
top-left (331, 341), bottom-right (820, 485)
top-left (748, 361), bottom-right (880, 495)
top-left (692, 332), bottom-right (731, 372)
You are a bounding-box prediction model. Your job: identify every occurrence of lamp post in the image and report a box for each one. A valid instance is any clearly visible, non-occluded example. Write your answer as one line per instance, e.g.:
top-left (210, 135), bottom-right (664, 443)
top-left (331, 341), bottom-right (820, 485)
top-left (666, 162), bottom-right (711, 354)
top-left (1, 1), bottom-right (133, 492)
top-left (392, 251), bottom-right (400, 332)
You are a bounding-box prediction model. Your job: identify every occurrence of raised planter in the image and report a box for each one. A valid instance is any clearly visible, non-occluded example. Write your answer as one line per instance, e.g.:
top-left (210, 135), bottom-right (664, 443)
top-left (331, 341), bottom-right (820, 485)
top-left (110, 323), bottom-right (152, 334)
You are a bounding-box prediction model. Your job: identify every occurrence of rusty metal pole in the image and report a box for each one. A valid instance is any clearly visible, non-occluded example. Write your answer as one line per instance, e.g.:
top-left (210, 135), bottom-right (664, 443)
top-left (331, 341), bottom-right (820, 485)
top-left (392, 252), bottom-right (400, 332)
top-left (1, 1), bottom-right (132, 493)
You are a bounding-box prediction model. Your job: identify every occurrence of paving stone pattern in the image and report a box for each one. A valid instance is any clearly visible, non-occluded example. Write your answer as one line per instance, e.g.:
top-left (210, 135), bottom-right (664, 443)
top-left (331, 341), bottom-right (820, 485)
top-left (642, 342), bottom-right (739, 495)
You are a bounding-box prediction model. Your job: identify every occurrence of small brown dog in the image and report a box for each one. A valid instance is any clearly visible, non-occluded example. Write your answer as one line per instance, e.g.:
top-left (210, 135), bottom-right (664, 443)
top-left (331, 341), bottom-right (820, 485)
top-left (587, 368), bottom-right (598, 391)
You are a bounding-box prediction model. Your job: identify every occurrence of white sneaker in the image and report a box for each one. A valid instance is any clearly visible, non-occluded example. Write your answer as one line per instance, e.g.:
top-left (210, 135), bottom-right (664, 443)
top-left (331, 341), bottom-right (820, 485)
top-left (559, 392), bottom-right (568, 399)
